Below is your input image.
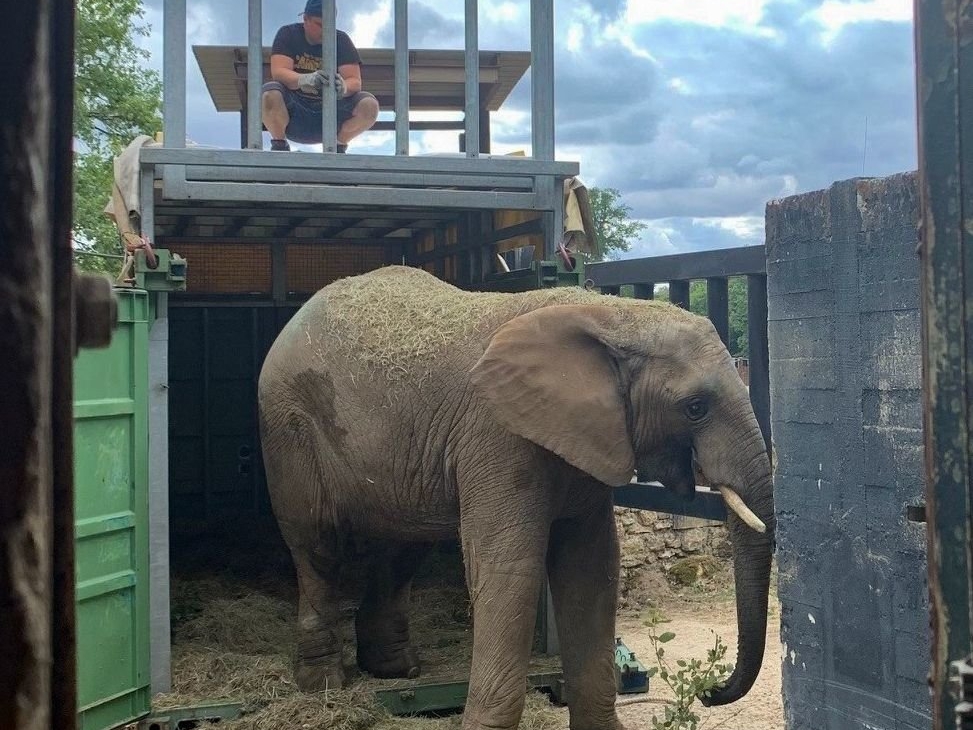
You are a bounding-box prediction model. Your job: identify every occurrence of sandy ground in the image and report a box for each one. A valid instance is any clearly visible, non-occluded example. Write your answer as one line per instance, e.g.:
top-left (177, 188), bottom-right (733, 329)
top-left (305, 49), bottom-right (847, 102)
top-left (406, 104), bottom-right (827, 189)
top-left (610, 593), bottom-right (783, 730)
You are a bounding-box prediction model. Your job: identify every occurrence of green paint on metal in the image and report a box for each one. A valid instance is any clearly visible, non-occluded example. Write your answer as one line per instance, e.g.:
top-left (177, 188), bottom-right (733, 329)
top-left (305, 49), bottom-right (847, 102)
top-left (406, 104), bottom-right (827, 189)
top-left (134, 248), bottom-right (188, 292)
top-left (613, 637), bottom-right (649, 694)
top-left (374, 672), bottom-right (565, 716)
top-left (74, 287), bottom-right (151, 730)
top-left (139, 702), bottom-right (243, 729)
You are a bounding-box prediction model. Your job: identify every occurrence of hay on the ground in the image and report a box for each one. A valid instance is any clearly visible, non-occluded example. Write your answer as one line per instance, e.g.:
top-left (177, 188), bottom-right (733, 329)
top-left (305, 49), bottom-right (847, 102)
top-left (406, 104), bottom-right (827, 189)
top-left (155, 573), bottom-right (562, 730)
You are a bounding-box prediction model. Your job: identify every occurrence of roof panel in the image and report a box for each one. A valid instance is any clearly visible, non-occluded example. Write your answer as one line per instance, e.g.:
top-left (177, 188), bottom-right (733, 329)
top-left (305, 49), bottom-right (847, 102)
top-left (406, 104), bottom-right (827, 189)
top-left (192, 45), bottom-right (530, 114)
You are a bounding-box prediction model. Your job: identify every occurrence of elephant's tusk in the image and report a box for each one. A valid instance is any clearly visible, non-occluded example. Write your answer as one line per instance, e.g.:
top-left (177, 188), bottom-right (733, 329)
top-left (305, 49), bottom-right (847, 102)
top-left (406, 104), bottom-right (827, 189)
top-left (717, 486), bottom-right (767, 533)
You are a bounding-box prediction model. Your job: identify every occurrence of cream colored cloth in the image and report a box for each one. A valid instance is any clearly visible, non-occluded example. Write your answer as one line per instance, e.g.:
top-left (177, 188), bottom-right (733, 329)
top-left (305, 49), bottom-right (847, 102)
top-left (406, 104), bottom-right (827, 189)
top-left (102, 134), bottom-right (158, 234)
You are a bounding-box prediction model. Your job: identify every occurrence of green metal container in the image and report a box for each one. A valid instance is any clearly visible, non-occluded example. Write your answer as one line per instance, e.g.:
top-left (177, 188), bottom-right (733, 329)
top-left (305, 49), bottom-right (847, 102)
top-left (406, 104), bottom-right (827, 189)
top-left (73, 287), bottom-right (151, 730)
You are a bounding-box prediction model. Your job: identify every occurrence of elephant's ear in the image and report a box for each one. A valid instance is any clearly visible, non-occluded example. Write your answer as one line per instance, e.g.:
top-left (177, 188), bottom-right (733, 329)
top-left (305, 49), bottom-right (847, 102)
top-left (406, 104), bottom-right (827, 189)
top-left (469, 304), bottom-right (636, 486)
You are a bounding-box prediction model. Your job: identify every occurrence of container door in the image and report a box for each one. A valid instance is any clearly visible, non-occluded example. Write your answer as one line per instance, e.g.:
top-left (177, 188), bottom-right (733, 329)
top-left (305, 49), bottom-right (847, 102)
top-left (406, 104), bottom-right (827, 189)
top-left (73, 288), bottom-right (151, 729)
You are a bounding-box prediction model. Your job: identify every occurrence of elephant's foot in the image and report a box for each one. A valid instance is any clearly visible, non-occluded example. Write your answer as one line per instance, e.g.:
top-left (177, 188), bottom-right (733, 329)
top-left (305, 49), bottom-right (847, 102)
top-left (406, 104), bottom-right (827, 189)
top-left (295, 628), bottom-right (345, 691)
top-left (294, 659), bottom-right (345, 691)
top-left (357, 641), bottom-right (421, 679)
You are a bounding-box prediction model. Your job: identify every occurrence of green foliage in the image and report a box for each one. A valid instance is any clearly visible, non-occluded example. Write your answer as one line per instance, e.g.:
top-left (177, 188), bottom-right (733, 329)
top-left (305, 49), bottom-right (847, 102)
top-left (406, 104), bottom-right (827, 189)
top-left (644, 625), bottom-right (734, 730)
top-left (73, 0), bottom-right (162, 272)
top-left (653, 278), bottom-right (749, 358)
top-left (587, 187), bottom-right (648, 261)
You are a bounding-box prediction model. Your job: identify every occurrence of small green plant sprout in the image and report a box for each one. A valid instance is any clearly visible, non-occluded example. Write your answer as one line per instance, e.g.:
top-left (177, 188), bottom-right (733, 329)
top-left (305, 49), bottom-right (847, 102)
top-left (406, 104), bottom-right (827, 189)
top-left (644, 625), bottom-right (734, 730)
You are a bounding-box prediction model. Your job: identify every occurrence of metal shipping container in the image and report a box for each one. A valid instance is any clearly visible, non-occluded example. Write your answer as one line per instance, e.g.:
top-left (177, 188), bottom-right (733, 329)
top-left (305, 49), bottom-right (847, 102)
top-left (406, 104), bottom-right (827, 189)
top-left (73, 287), bottom-right (151, 730)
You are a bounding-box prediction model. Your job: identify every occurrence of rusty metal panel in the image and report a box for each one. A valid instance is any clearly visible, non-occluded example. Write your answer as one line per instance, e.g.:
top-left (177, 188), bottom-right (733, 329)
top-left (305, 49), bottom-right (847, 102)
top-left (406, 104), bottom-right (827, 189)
top-left (166, 242), bottom-right (272, 294)
top-left (916, 0), bottom-right (973, 726)
top-left (284, 244), bottom-right (387, 295)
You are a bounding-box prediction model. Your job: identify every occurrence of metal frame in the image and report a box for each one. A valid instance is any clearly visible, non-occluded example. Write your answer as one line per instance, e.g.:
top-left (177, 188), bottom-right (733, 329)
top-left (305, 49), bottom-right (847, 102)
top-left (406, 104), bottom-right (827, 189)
top-left (915, 0), bottom-right (973, 727)
top-left (246, 0), bottom-right (261, 149)
top-left (319, 0), bottom-right (338, 151)
top-left (164, 0), bottom-right (558, 158)
top-left (394, 0), bottom-right (409, 155)
top-left (464, 0), bottom-right (480, 158)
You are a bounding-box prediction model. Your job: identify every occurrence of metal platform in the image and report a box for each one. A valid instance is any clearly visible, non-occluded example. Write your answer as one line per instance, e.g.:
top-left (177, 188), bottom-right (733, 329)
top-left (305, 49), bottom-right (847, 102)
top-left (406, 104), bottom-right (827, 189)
top-left (139, 148), bottom-right (578, 291)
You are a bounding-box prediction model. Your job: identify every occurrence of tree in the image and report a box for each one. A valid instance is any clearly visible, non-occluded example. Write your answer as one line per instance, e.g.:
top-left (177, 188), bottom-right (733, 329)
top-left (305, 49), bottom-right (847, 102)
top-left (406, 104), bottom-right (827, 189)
top-left (651, 278), bottom-right (749, 358)
top-left (73, 0), bottom-right (162, 272)
top-left (587, 187), bottom-right (648, 261)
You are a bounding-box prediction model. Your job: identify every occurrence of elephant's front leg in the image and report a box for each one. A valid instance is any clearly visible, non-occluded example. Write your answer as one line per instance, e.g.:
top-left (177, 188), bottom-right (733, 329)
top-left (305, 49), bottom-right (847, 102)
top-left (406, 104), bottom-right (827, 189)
top-left (459, 479), bottom-right (551, 730)
top-left (547, 496), bottom-right (626, 730)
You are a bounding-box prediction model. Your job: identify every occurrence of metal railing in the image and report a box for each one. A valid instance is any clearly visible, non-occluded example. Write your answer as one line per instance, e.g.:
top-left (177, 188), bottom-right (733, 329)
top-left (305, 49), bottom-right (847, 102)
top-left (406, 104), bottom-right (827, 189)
top-left (163, 0), bottom-right (556, 157)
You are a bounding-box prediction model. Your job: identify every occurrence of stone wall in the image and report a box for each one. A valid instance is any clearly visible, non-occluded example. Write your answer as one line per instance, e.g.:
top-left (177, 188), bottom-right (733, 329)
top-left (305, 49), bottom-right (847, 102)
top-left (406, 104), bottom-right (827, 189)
top-left (614, 508), bottom-right (729, 606)
top-left (767, 172), bottom-right (929, 730)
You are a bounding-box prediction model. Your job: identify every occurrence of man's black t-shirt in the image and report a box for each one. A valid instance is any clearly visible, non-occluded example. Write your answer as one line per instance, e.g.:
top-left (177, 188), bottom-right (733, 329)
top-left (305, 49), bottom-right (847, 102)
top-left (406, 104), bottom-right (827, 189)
top-left (271, 23), bottom-right (361, 100)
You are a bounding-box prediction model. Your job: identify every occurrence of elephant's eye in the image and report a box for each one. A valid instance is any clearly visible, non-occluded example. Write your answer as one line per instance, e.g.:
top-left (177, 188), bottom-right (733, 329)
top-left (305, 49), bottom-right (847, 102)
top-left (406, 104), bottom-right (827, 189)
top-left (684, 398), bottom-right (708, 422)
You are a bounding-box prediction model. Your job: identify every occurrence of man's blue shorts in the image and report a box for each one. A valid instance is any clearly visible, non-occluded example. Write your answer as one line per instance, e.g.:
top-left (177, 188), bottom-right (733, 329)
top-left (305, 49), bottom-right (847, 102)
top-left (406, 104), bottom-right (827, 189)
top-left (262, 82), bottom-right (375, 144)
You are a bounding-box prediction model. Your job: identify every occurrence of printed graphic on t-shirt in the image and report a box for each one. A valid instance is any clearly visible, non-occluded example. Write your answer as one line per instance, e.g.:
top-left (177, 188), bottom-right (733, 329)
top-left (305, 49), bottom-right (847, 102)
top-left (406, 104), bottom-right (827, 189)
top-left (294, 53), bottom-right (321, 74)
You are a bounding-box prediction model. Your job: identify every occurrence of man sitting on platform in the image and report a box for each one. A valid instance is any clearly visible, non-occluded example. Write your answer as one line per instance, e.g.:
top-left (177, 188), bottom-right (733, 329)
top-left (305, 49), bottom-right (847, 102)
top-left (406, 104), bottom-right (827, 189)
top-left (262, 0), bottom-right (379, 152)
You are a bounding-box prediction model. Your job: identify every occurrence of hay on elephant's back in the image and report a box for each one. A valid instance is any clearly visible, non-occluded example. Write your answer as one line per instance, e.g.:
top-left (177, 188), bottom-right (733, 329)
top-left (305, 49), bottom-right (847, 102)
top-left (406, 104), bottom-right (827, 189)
top-left (288, 265), bottom-right (678, 381)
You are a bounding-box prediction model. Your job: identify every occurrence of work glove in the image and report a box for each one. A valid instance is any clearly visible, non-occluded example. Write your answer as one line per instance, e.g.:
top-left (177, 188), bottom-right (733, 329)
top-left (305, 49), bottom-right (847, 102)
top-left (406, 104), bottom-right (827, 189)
top-left (297, 71), bottom-right (322, 94)
top-left (315, 69), bottom-right (347, 98)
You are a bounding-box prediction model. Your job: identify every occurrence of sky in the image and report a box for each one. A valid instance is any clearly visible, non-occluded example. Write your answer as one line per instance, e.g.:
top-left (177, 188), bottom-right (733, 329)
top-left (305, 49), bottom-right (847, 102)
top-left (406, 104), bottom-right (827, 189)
top-left (136, 0), bottom-right (917, 258)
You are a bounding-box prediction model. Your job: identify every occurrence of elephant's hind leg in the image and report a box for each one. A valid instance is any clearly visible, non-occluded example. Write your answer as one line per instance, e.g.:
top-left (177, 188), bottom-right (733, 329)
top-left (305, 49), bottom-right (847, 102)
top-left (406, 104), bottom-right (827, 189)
top-left (290, 541), bottom-right (348, 691)
top-left (355, 540), bottom-right (432, 679)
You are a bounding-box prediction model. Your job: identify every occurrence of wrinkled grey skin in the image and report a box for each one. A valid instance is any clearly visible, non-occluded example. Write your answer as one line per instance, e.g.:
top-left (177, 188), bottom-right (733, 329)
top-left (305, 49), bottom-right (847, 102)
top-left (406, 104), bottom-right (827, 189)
top-left (257, 266), bottom-right (775, 730)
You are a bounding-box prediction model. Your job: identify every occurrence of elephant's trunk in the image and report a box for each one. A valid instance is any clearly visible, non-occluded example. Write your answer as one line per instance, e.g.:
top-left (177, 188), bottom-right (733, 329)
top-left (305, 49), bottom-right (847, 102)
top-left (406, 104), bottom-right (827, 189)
top-left (699, 474), bottom-right (775, 707)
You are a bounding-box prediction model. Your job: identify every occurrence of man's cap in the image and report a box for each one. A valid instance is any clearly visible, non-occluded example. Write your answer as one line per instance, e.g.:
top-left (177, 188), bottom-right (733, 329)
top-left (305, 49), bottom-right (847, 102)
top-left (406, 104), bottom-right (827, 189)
top-left (303, 0), bottom-right (322, 17)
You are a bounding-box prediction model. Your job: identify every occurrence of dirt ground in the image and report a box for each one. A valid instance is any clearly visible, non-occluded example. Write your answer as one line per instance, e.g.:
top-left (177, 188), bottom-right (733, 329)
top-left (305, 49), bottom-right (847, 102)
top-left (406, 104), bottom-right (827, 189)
top-left (161, 523), bottom-right (783, 729)
top-left (610, 593), bottom-right (783, 729)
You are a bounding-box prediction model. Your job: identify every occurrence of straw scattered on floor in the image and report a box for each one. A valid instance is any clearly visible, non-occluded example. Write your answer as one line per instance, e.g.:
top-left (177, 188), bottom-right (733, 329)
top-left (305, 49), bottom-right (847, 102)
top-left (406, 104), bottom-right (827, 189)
top-left (154, 572), bottom-right (564, 730)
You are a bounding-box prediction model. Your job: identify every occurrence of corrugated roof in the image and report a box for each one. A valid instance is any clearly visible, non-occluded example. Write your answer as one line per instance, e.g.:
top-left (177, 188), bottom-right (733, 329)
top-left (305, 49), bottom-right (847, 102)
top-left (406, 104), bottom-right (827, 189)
top-left (192, 45), bottom-right (531, 113)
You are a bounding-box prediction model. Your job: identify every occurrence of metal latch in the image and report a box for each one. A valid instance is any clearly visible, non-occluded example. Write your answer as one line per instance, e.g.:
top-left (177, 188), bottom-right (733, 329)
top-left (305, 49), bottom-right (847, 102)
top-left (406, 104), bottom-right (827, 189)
top-left (614, 637), bottom-right (649, 694)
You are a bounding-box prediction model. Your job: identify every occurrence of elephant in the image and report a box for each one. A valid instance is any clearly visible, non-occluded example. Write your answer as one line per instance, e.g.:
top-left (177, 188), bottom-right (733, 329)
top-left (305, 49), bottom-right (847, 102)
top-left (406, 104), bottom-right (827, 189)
top-left (257, 265), bottom-right (775, 730)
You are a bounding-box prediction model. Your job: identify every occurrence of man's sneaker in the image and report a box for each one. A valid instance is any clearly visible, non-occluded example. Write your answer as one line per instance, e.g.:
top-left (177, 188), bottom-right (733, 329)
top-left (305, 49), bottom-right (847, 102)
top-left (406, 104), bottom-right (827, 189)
top-left (270, 139), bottom-right (291, 151)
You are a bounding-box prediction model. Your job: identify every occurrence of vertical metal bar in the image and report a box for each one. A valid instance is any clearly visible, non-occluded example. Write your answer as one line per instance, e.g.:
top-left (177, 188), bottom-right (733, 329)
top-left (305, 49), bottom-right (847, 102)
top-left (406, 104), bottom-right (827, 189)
top-left (434, 228), bottom-right (447, 280)
top-left (706, 276), bottom-right (730, 346)
top-left (464, 0), bottom-right (480, 158)
top-left (480, 211), bottom-right (495, 279)
top-left (202, 308), bottom-right (212, 522)
top-left (148, 293), bottom-right (171, 694)
top-left (479, 105), bottom-right (491, 153)
top-left (163, 0), bottom-right (186, 148)
top-left (669, 280), bottom-right (690, 309)
top-left (747, 274), bottom-right (771, 454)
top-left (141, 169), bottom-right (171, 694)
top-left (530, 0), bottom-right (554, 160)
top-left (320, 0), bottom-right (337, 152)
top-left (239, 109), bottom-right (248, 150)
top-left (633, 283), bottom-right (654, 300)
top-left (251, 307), bottom-right (260, 513)
top-left (394, 0), bottom-right (409, 155)
top-left (916, 0), bottom-right (973, 725)
top-left (246, 0), bottom-right (263, 149)
top-left (272, 243), bottom-right (287, 304)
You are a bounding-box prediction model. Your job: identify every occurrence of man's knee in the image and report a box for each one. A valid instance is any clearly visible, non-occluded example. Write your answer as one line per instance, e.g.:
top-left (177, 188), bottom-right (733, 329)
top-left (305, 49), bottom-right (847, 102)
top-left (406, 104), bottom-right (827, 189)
top-left (261, 82), bottom-right (286, 107)
top-left (355, 95), bottom-right (380, 122)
